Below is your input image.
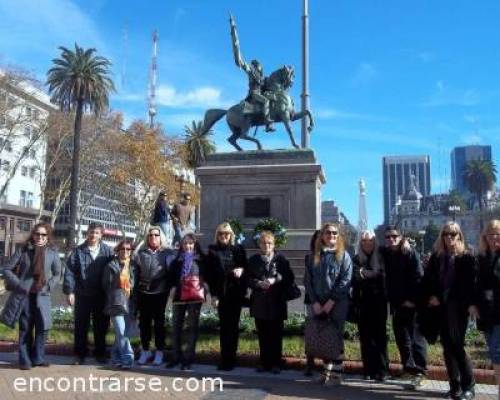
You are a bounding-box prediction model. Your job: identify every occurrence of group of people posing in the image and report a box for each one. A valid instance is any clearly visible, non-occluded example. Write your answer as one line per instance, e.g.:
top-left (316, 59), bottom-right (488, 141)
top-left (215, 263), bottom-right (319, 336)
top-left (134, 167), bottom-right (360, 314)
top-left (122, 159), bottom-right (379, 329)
top-left (1, 218), bottom-right (500, 400)
top-left (345, 221), bottom-right (500, 400)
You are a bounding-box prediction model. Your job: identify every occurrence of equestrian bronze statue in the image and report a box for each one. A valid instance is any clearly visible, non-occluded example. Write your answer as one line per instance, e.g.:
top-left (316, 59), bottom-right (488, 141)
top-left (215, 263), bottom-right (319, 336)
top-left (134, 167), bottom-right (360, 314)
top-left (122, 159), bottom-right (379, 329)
top-left (202, 15), bottom-right (314, 151)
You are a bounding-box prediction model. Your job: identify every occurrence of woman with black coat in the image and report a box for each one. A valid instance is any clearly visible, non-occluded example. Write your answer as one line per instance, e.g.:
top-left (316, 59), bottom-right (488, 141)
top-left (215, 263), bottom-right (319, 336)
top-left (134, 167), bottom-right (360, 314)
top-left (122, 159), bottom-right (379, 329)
top-left (422, 222), bottom-right (478, 400)
top-left (247, 230), bottom-right (294, 374)
top-left (352, 230), bottom-right (388, 381)
top-left (0, 223), bottom-right (61, 370)
top-left (167, 233), bottom-right (208, 371)
top-left (477, 219), bottom-right (500, 399)
top-left (207, 222), bottom-right (248, 371)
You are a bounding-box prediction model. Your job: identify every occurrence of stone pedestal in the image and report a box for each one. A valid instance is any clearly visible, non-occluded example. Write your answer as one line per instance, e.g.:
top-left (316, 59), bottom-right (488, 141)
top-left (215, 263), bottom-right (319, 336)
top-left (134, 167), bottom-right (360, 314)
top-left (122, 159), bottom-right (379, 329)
top-left (195, 149), bottom-right (326, 252)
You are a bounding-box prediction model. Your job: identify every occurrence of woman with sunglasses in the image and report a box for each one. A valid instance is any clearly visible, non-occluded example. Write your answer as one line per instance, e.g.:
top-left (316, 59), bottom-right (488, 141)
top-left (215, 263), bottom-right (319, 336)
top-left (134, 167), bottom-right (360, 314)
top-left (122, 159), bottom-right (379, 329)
top-left (0, 223), bottom-right (61, 370)
top-left (102, 240), bottom-right (135, 369)
top-left (304, 223), bottom-right (352, 385)
top-left (422, 222), bottom-right (478, 400)
top-left (380, 225), bottom-right (427, 381)
top-left (477, 220), bottom-right (500, 398)
top-left (134, 226), bottom-right (175, 366)
top-left (207, 222), bottom-right (248, 371)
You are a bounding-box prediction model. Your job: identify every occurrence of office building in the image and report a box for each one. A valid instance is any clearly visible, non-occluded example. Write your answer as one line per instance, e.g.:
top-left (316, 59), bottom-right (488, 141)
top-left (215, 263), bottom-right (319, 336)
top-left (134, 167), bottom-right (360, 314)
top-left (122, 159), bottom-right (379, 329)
top-left (451, 145), bottom-right (492, 194)
top-left (382, 155), bottom-right (431, 224)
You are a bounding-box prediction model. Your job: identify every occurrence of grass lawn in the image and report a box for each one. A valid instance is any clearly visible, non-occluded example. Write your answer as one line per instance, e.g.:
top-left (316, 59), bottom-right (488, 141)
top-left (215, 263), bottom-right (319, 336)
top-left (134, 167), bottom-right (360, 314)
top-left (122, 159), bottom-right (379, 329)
top-left (0, 324), bottom-right (490, 368)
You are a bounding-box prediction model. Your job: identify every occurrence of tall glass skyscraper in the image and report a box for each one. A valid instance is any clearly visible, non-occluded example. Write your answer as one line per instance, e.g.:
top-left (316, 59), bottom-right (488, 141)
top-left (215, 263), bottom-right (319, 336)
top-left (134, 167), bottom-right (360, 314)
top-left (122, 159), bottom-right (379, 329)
top-left (451, 145), bottom-right (492, 194)
top-left (382, 155), bottom-right (431, 224)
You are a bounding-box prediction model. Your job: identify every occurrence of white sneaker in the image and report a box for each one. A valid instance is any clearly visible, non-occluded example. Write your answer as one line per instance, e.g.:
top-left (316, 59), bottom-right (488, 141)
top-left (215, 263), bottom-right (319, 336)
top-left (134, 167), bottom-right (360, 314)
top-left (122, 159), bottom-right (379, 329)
top-left (137, 350), bottom-right (152, 365)
top-left (152, 350), bottom-right (164, 366)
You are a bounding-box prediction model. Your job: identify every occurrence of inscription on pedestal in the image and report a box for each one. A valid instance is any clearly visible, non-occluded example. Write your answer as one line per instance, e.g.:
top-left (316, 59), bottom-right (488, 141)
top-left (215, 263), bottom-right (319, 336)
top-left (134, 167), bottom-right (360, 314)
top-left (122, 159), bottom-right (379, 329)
top-left (244, 198), bottom-right (270, 218)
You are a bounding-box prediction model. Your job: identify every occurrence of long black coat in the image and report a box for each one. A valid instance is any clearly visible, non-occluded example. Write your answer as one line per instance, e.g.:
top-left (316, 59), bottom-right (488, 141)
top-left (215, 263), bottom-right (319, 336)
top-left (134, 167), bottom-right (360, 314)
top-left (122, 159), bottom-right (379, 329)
top-left (246, 253), bottom-right (294, 321)
top-left (477, 251), bottom-right (500, 330)
top-left (422, 252), bottom-right (477, 307)
top-left (1, 246), bottom-right (61, 329)
top-left (420, 251), bottom-right (477, 343)
top-left (380, 246), bottom-right (422, 307)
top-left (206, 243), bottom-right (248, 300)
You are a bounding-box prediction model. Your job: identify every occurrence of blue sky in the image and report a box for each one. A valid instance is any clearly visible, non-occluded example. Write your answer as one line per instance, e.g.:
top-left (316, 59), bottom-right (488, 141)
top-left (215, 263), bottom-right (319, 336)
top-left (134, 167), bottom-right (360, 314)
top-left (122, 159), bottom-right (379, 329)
top-left (1, 0), bottom-right (499, 227)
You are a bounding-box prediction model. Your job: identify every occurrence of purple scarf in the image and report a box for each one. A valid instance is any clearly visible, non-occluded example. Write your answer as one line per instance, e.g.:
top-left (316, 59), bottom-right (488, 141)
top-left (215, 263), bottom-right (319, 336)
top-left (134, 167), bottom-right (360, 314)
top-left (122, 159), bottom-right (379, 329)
top-left (181, 251), bottom-right (195, 278)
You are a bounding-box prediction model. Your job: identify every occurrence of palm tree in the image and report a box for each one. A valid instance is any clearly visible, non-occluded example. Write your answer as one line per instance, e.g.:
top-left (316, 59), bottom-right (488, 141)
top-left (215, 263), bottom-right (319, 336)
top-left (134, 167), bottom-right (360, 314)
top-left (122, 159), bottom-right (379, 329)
top-left (183, 120), bottom-right (216, 231)
top-left (47, 44), bottom-right (115, 249)
top-left (184, 120), bottom-right (216, 169)
top-left (463, 159), bottom-right (497, 230)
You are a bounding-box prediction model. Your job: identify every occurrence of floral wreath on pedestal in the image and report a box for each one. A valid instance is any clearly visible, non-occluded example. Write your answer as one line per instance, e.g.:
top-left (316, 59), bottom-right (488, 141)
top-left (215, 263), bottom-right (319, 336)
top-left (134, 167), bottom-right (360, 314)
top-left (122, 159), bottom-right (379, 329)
top-left (253, 218), bottom-right (287, 248)
top-left (225, 217), bottom-right (246, 245)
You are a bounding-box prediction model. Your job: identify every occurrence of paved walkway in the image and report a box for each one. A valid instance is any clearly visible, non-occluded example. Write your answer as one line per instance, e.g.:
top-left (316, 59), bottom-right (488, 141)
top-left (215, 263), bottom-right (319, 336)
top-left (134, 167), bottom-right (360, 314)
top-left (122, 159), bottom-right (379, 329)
top-left (0, 353), bottom-right (497, 400)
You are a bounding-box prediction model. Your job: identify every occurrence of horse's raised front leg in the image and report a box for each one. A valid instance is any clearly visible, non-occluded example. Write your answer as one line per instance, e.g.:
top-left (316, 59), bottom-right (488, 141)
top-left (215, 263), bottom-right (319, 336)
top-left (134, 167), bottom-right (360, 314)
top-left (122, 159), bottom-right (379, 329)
top-left (306, 110), bottom-right (314, 132)
top-left (290, 110), bottom-right (314, 132)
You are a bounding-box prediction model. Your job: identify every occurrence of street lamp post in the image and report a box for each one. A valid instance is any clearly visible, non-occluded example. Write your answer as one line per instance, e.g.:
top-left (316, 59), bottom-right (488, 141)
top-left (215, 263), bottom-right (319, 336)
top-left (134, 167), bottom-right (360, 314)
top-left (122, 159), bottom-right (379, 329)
top-left (448, 205), bottom-right (461, 222)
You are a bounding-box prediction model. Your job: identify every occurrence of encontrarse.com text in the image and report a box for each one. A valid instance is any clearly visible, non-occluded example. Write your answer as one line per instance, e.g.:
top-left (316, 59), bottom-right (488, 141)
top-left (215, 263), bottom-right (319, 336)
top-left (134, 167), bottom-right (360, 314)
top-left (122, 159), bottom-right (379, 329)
top-left (12, 374), bottom-right (224, 393)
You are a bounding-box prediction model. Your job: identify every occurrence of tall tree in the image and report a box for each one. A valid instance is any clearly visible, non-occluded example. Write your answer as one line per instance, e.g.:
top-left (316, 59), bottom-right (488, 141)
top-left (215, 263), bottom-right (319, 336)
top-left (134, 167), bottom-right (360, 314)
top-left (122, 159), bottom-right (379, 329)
top-left (183, 120), bottom-right (216, 169)
top-left (107, 120), bottom-right (188, 239)
top-left (183, 120), bottom-right (216, 231)
top-left (46, 44), bottom-right (115, 249)
top-left (463, 159), bottom-right (497, 230)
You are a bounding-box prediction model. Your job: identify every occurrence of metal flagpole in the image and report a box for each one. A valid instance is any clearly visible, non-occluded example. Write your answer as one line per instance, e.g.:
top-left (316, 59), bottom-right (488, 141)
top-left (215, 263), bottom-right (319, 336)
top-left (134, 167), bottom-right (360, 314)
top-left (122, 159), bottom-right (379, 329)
top-left (301, 0), bottom-right (310, 148)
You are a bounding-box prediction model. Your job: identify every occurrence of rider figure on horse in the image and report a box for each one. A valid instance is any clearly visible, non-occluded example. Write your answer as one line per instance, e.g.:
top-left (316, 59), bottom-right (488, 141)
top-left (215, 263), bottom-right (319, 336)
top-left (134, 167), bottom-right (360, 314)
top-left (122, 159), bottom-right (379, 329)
top-left (230, 15), bottom-right (275, 133)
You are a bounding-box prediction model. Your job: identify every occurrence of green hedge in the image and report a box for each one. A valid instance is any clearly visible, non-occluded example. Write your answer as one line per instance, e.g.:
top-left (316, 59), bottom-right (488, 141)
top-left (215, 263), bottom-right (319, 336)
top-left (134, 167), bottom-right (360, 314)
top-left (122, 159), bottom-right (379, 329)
top-left (50, 307), bottom-right (485, 346)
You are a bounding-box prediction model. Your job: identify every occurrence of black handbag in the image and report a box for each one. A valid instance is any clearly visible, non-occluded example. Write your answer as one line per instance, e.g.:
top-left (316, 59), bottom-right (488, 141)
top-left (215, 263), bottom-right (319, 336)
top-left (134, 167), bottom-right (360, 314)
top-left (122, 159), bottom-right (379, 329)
top-left (285, 282), bottom-right (301, 301)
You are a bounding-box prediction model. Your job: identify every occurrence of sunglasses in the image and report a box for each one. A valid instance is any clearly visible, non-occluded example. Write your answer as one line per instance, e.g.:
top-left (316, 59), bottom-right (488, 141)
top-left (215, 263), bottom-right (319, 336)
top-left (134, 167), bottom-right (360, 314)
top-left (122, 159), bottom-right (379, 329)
top-left (33, 232), bottom-right (48, 237)
top-left (443, 232), bottom-right (459, 238)
top-left (385, 234), bottom-right (399, 239)
top-left (324, 230), bottom-right (338, 235)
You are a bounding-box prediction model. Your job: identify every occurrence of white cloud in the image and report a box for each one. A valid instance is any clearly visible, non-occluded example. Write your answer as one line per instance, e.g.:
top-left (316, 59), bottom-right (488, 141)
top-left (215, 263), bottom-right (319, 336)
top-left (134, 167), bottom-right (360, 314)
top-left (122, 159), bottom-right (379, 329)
top-left (422, 81), bottom-right (480, 107)
top-left (115, 93), bottom-right (143, 102)
top-left (315, 107), bottom-right (387, 122)
top-left (0, 0), bottom-right (104, 59)
top-left (351, 63), bottom-right (377, 86)
top-left (117, 84), bottom-right (232, 110)
top-left (157, 85), bottom-right (225, 108)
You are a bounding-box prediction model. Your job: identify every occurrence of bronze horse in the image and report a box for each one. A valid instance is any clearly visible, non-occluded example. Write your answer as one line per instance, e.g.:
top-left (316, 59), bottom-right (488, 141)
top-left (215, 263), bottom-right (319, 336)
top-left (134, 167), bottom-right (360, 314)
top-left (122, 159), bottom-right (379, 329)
top-left (202, 65), bottom-right (314, 151)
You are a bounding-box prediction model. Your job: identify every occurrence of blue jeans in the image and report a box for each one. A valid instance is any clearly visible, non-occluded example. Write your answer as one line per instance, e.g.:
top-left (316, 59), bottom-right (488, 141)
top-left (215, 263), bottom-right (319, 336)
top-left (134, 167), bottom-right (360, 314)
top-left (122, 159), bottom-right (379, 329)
top-left (486, 324), bottom-right (500, 364)
top-left (159, 222), bottom-right (174, 247)
top-left (111, 315), bottom-right (134, 367)
top-left (18, 293), bottom-right (47, 367)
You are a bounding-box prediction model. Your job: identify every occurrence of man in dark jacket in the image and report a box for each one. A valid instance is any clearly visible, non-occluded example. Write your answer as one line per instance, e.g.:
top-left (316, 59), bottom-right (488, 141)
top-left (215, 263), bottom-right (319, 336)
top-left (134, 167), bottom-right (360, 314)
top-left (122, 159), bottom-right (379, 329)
top-left (63, 223), bottom-right (113, 364)
top-left (380, 225), bottom-right (427, 377)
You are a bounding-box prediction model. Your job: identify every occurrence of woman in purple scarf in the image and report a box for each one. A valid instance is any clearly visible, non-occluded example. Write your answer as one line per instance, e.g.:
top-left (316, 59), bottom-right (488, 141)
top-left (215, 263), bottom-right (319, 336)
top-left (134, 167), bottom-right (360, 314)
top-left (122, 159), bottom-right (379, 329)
top-left (167, 233), bottom-right (208, 370)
